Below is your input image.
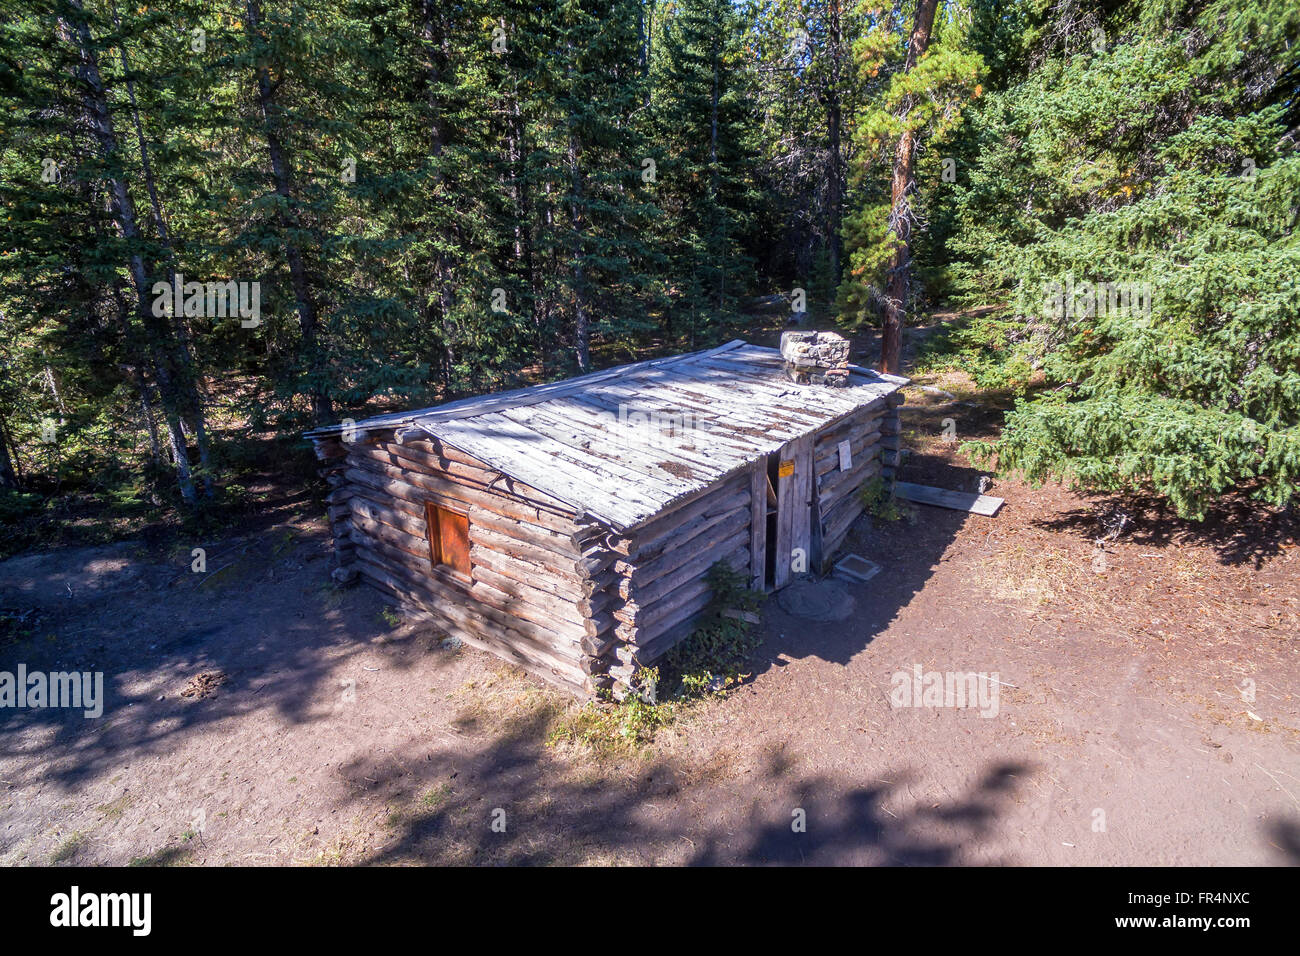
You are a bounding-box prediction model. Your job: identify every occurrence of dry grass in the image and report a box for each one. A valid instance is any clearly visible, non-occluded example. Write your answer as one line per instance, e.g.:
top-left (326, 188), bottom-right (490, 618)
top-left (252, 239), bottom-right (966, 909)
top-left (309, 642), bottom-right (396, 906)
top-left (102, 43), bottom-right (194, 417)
top-left (978, 538), bottom-right (1110, 616)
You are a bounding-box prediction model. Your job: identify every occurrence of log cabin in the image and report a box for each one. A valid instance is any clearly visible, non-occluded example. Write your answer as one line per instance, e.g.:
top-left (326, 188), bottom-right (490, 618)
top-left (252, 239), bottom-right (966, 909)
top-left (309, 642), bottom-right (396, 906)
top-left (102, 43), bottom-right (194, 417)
top-left (304, 339), bottom-right (906, 697)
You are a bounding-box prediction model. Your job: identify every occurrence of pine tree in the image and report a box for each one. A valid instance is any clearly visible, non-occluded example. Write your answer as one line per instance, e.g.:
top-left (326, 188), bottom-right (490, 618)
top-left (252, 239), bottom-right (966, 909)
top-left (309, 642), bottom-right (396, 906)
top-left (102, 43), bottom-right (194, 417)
top-left (651, 0), bottom-right (760, 343)
top-left (518, 0), bottom-right (662, 372)
top-left (1, 0), bottom-right (214, 502)
top-left (835, 0), bottom-right (983, 371)
top-left (941, 0), bottom-right (1300, 517)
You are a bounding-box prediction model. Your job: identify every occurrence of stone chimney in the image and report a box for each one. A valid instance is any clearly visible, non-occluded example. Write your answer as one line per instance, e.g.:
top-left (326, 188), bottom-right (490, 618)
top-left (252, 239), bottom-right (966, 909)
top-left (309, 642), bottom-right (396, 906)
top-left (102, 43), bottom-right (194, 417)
top-left (780, 330), bottom-right (851, 387)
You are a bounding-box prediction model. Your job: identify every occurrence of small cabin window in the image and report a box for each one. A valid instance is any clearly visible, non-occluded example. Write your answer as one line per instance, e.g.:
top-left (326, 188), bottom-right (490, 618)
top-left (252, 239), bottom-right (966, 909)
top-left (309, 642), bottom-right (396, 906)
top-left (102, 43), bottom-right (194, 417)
top-left (424, 502), bottom-right (470, 577)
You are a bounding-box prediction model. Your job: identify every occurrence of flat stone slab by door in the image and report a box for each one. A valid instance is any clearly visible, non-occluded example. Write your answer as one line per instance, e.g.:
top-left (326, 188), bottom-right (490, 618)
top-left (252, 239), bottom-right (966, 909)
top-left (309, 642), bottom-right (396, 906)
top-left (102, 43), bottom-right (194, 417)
top-left (776, 577), bottom-right (856, 621)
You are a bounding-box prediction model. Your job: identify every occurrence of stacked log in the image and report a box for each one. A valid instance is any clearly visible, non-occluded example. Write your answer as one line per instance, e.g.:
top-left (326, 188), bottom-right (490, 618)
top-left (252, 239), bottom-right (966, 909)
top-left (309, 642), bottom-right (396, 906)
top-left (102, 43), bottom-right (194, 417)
top-left (312, 435), bottom-right (358, 584)
top-left (879, 392), bottom-right (904, 482)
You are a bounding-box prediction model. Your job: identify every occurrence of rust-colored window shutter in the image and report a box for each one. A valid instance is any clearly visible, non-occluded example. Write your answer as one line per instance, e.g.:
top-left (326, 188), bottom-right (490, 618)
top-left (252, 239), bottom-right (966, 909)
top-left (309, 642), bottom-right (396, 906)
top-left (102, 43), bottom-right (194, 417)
top-left (425, 502), bottom-right (470, 576)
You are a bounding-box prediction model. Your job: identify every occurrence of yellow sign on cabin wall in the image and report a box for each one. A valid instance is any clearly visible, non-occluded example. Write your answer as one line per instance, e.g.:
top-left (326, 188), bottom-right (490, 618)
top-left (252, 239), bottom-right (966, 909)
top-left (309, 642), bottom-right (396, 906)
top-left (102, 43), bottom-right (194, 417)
top-left (777, 460), bottom-right (795, 479)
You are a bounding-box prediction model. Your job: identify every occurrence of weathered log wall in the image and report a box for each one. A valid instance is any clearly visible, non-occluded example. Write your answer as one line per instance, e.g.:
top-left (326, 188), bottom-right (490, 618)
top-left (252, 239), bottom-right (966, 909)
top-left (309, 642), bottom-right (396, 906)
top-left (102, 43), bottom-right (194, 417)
top-left (601, 471), bottom-right (752, 691)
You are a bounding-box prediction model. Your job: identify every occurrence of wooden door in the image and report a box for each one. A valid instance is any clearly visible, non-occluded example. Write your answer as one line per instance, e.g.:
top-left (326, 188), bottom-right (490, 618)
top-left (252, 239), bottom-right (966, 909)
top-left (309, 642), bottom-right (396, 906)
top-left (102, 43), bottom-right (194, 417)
top-left (748, 458), bottom-right (776, 591)
top-left (771, 435), bottom-right (813, 589)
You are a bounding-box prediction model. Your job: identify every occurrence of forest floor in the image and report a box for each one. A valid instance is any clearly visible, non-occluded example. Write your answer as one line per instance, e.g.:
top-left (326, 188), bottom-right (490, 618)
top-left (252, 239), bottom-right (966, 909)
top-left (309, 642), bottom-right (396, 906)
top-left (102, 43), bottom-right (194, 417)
top-left (2, 317), bottom-right (1298, 866)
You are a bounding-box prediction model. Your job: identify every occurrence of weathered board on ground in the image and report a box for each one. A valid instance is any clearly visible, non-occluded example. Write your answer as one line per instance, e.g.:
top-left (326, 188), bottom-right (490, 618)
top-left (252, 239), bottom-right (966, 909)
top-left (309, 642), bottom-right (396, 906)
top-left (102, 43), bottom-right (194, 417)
top-left (895, 481), bottom-right (1003, 517)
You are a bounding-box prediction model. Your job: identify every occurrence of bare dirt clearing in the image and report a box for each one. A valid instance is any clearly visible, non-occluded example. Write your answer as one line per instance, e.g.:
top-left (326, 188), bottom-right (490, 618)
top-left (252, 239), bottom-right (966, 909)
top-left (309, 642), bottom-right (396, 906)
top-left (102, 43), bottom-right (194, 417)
top-left (2, 389), bottom-right (1297, 866)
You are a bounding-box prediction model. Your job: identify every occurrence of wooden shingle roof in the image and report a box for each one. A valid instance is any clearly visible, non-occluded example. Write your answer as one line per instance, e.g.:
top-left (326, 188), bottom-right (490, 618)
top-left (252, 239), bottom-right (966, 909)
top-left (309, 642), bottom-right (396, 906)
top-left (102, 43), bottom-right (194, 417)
top-left (306, 340), bottom-right (906, 531)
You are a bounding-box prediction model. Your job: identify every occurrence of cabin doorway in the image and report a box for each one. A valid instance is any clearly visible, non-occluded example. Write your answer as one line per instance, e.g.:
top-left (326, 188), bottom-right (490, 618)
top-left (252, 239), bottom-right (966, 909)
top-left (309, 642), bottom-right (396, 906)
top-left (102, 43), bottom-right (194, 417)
top-left (762, 455), bottom-right (778, 588)
top-left (762, 435), bottom-right (815, 590)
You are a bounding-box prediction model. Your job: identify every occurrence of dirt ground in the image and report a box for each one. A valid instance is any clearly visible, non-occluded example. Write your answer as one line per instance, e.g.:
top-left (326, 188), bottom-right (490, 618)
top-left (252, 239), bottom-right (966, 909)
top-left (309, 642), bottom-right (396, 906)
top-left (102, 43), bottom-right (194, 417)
top-left (2, 363), bottom-right (1298, 866)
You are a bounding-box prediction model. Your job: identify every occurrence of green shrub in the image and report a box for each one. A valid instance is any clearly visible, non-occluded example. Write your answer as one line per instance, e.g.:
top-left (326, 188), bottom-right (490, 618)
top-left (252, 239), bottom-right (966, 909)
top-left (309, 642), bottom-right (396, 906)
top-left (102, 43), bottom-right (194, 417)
top-left (859, 475), bottom-right (909, 522)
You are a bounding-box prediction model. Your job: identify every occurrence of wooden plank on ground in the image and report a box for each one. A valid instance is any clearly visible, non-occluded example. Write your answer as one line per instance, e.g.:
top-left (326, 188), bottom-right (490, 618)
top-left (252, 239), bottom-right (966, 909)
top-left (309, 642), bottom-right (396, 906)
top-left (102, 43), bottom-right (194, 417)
top-left (895, 481), bottom-right (1003, 517)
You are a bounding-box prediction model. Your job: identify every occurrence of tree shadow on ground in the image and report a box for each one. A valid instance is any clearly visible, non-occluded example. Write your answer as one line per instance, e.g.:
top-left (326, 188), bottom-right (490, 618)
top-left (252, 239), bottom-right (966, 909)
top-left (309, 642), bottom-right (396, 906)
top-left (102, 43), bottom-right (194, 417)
top-left (1265, 818), bottom-right (1300, 865)
top-left (345, 698), bottom-right (1036, 865)
top-left (733, 377), bottom-right (1006, 676)
top-left (1034, 492), bottom-right (1298, 568)
top-left (0, 526), bottom-right (453, 795)
top-left (747, 503), bottom-right (968, 673)
top-left (688, 760), bottom-right (1030, 865)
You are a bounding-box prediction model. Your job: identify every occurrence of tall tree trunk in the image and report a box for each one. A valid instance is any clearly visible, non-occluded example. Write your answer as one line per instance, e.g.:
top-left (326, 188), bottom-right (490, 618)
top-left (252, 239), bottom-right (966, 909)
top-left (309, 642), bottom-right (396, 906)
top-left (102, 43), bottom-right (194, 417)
top-left (506, 86), bottom-right (538, 353)
top-left (641, 1), bottom-right (655, 108)
top-left (880, 0), bottom-right (939, 375)
top-left (113, 7), bottom-right (213, 494)
top-left (0, 410), bottom-right (19, 489)
top-left (42, 364), bottom-right (68, 418)
top-left (111, 283), bottom-right (162, 465)
top-left (710, 35), bottom-right (727, 311)
top-left (420, 0), bottom-right (460, 395)
top-left (244, 0), bottom-right (333, 425)
top-left (59, 0), bottom-right (198, 503)
top-left (826, 0), bottom-right (845, 295)
top-left (541, 177), bottom-right (557, 375)
top-left (569, 133), bottom-right (590, 372)
top-left (562, 33), bottom-right (591, 374)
